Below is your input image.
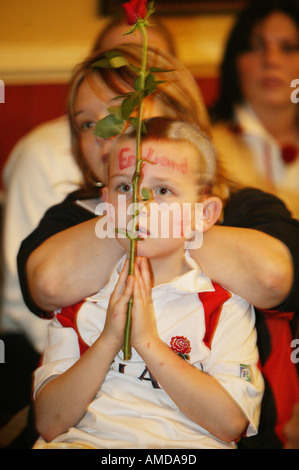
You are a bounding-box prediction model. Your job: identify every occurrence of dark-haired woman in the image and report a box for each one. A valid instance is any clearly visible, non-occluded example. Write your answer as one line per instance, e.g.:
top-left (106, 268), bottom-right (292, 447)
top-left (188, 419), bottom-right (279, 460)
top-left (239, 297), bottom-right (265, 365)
top-left (210, 0), bottom-right (299, 219)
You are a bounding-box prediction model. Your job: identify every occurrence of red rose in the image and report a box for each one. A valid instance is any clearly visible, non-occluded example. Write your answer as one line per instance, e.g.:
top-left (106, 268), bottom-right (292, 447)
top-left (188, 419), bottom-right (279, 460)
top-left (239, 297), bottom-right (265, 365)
top-left (170, 336), bottom-right (191, 355)
top-left (281, 144), bottom-right (298, 164)
top-left (122, 0), bottom-right (148, 25)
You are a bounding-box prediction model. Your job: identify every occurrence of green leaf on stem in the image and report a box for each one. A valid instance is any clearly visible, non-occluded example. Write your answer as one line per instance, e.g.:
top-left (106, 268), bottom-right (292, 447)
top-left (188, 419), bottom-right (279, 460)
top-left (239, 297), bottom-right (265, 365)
top-left (121, 91), bottom-right (143, 120)
top-left (127, 231), bottom-right (143, 241)
top-left (92, 58), bottom-right (111, 68)
top-left (146, 1), bottom-right (156, 18)
top-left (94, 114), bottom-right (126, 139)
top-left (141, 187), bottom-right (152, 201)
top-left (92, 52), bottom-right (129, 69)
top-left (129, 117), bottom-right (147, 134)
top-left (107, 105), bottom-right (123, 119)
top-left (123, 23), bottom-right (139, 35)
top-left (109, 55), bottom-right (130, 68)
top-left (149, 67), bottom-right (175, 73)
top-left (144, 74), bottom-right (166, 95)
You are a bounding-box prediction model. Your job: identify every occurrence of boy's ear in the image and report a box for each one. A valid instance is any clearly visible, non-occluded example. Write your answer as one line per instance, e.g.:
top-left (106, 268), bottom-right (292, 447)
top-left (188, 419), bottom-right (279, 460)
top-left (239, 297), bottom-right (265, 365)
top-left (201, 196), bottom-right (222, 232)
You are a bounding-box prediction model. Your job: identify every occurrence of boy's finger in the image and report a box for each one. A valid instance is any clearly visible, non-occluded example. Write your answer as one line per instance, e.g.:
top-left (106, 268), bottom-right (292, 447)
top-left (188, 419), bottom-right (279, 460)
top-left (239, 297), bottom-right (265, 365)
top-left (121, 275), bottom-right (135, 302)
top-left (111, 259), bottom-right (129, 299)
top-left (134, 263), bottom-right (147, 303)
top-left (132, 276), bottom-right (143, 305)
top-left (115, 275), bottom-right (134, 309)
top-left (140, 257), bottom-right (152, 293)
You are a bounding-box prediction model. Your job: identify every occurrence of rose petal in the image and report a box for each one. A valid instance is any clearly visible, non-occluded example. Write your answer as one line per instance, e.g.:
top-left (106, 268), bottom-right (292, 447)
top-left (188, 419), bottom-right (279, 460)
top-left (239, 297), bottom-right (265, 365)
top-left (122, 0), bottom-right (148, 25)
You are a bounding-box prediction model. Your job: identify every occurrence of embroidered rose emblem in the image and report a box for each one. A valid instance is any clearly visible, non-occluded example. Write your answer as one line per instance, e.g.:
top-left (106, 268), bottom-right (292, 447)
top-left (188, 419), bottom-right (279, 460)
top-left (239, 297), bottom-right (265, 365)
top-left (170, 336), bottom-right (191, 361)
top-left (122, 0), bottom-right (148, 25)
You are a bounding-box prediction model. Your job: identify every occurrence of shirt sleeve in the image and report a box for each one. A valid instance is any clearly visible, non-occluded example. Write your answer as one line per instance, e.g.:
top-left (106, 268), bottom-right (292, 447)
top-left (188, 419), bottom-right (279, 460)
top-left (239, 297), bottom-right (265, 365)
top-left (33, 314), bottom-right (81, 397)
top-left (223, 188), bottom-right (299, 312)
top-left (17, 190), bottom-right (97, 318)
top-left (199, 295), bottom-right (264, 437)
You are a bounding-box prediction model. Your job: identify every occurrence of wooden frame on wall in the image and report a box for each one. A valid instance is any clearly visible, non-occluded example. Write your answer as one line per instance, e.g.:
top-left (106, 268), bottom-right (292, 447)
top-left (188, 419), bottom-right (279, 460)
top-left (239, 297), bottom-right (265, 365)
top-left (99, 0), bottom-right (248, 16)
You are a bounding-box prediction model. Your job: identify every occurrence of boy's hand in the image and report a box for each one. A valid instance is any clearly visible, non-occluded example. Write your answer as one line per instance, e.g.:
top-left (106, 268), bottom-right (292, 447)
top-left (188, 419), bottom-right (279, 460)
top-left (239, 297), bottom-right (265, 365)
top-left (103, 259), bottom-right (134, 348)
top-left (131, 257), bottom-right (159, 351)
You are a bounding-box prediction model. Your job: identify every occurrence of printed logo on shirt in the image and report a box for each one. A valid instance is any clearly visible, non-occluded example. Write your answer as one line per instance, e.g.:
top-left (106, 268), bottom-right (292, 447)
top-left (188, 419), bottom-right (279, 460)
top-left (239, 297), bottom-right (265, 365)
top-left (240, 364), bottom-right (251, 382)
top-left (118, 363), bottom-right (161, 389)
top-left (170, 336), bottom-right (191, 361)
top-left (116, 335), bottom-right (192, 390)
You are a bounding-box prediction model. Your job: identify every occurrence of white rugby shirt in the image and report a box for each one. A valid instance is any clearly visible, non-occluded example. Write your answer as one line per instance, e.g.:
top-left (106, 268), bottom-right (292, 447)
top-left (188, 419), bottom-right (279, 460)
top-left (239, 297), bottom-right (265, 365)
top-left (34, 253), bottom-right (264, 449)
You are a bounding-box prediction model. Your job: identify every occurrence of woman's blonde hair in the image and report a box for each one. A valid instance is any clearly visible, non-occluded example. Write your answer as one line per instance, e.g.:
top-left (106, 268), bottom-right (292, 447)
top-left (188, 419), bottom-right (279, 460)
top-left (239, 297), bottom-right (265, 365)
top-left (67, 43), bottom-right (211, 188)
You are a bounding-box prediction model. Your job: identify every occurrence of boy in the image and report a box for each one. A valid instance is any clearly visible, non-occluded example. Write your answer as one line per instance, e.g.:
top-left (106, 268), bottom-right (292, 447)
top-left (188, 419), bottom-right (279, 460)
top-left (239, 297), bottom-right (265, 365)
top-left (33, 118), bottom-right (263, 449)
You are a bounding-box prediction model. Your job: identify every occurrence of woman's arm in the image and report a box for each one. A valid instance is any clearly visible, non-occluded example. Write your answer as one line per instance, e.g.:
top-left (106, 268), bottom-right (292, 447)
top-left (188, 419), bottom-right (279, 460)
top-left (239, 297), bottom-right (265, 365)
top-left (192, 225), bottom-right (293, 309)
top-left (27, 218), bottom-right (124, 312)
top-left (284, 402), bottom-right (299, 449)
top-left (26, 219), bottom-right (292, 313)
top-left (20, 188), bottom-right (299, 315)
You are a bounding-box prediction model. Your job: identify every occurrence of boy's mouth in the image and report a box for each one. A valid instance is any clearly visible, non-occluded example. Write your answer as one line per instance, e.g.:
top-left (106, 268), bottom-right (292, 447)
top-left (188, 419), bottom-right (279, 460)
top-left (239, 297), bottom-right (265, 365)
top-left (136, 224), bottom-right (150, 237)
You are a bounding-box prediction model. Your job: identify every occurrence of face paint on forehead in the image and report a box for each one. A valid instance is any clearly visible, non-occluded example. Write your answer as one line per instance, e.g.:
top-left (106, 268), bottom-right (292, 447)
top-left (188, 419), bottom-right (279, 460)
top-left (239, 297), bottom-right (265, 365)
top-left (117, 146), bottom-right (189, 175)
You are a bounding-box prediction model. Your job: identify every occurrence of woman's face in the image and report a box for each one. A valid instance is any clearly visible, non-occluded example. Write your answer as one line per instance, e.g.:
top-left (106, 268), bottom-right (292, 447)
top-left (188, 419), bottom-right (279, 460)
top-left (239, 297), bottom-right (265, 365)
top-left (73, 74), bottom-right (167, 184)
top-left (73, 75), bottom-right (120, 184)
top-left (237, 12), bottom-right (299, 110)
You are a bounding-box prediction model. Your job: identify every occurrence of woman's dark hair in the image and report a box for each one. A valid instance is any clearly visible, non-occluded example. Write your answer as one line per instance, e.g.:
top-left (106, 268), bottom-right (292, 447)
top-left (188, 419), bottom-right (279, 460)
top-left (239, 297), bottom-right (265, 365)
top-left (210, 0), bottom-right (299, 122)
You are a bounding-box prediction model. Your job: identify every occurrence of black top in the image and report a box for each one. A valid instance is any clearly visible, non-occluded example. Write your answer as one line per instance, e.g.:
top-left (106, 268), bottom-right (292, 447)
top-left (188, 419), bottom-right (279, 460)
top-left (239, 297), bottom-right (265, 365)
top-left (17, 187), bottom-right (299, 317)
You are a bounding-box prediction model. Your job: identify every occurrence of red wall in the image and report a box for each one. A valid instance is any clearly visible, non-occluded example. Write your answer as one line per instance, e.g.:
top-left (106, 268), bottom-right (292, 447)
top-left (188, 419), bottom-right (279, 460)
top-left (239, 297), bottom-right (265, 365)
top-left (0, 83), bottom-right (69, 188)
top-left (0, 78), bottom-right (218, 189)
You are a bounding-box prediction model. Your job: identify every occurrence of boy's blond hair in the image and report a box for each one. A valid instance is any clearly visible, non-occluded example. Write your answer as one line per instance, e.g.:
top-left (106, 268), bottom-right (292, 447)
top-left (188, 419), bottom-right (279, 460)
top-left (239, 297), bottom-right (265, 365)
top-left (116, 117), bottom-right (217, 196)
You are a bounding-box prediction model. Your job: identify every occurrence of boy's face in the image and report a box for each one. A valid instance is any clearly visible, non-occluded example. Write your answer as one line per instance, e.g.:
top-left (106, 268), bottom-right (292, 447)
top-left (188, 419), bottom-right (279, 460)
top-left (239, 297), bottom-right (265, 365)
top-left (104, 138), bottom-right (203, 259)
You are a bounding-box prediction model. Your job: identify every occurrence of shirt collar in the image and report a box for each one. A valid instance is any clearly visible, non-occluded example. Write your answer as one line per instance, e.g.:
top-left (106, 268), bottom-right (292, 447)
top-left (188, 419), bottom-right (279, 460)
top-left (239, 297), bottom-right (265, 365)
top-left (235, 103), bottom-right (276, 144)
top-left (86, 252), bottom-right (215, 303)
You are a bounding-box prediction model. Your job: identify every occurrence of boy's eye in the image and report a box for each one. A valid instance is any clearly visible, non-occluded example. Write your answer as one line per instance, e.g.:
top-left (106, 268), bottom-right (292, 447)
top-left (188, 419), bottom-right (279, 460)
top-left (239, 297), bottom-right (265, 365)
top-left (155, 186), bottom-right (172, 196)
top-left (117, 182), bottom-right (133, 193)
